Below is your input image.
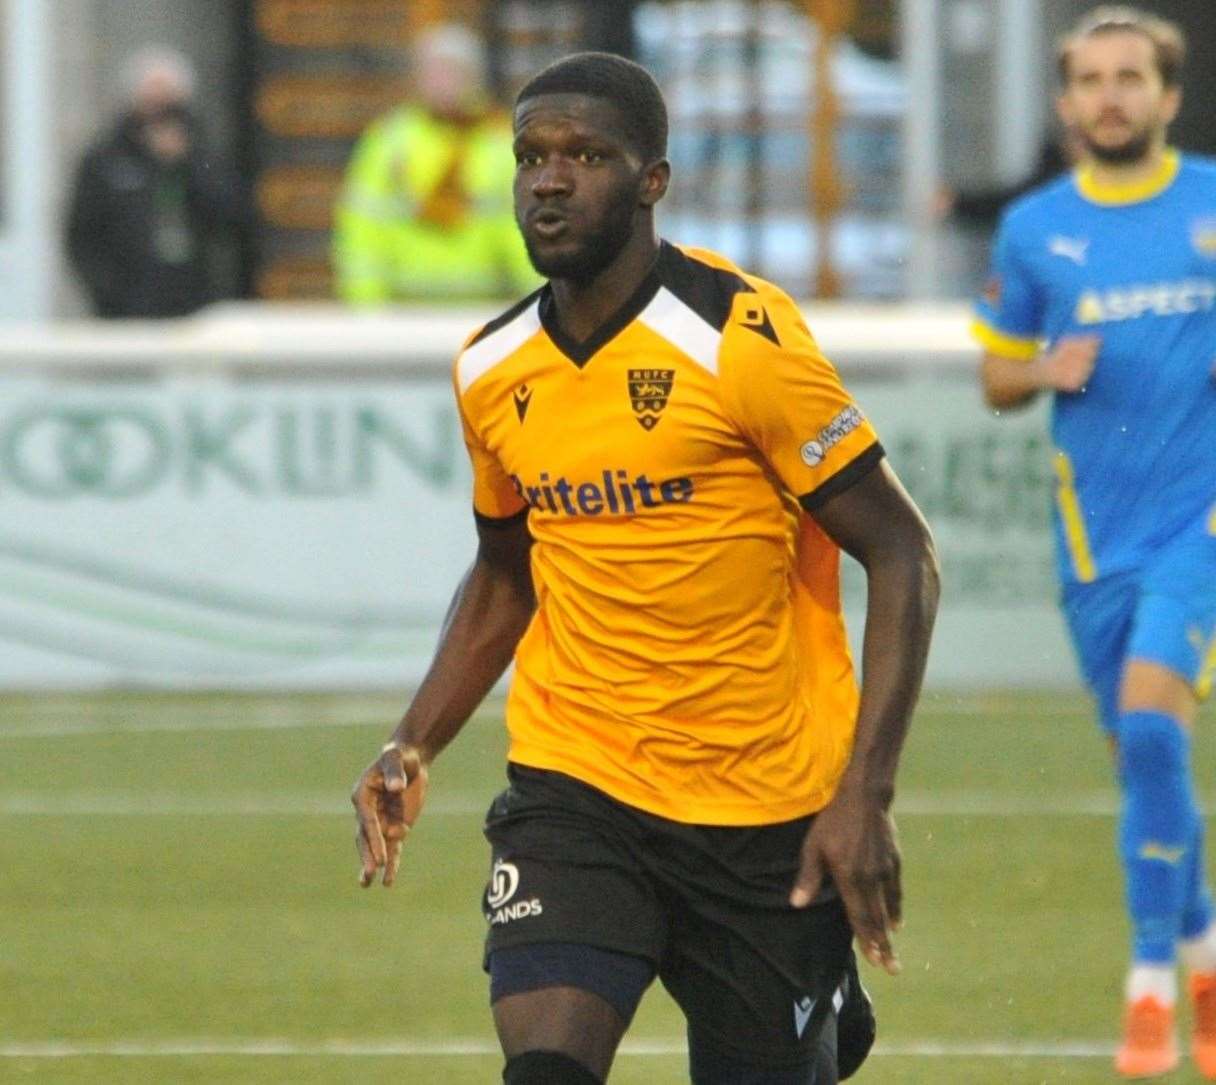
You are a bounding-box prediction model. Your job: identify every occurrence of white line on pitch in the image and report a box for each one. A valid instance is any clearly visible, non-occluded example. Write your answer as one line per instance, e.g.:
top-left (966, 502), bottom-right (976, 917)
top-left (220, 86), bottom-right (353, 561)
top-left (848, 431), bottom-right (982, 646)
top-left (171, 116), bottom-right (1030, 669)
top-left (0, 794), bottom-right (488, 817)
top-left (0, 791), bottom-right (1160, 818)
top-left (0, 713), bottom-right (499, 740)
top-left (0, 694), bottom-right (1098, 740)
top-left (0, 1037), bottom-right (1113, 1060)
top-left (0, 719), bottom-right (373, 739)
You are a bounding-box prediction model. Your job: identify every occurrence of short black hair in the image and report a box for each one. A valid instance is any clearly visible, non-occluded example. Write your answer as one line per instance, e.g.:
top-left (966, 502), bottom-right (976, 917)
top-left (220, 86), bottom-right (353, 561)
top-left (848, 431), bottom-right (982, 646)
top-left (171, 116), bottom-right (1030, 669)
top-left (515, 52), bottom-right (668, 163)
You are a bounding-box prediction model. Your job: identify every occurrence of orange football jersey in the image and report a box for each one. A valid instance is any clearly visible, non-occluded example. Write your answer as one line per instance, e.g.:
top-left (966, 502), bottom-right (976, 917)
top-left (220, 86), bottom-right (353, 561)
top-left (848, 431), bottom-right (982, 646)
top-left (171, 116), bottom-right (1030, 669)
top-left (454, 242), bottom-right (882, 824)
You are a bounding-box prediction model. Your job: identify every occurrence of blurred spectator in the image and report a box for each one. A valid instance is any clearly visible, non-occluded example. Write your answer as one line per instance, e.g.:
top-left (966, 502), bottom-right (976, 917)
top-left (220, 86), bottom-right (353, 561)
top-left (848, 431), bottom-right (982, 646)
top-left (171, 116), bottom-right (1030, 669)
top-left (333, 23), bottom-right (537, 305)
top-left (66, 47), bottom-right (248, 318)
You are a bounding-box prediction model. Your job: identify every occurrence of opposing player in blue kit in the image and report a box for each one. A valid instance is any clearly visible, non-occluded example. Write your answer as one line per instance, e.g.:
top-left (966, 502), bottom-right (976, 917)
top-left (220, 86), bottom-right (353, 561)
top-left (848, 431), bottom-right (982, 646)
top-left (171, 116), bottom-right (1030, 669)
top-left (973, 7), bottom-right (1216, 1077)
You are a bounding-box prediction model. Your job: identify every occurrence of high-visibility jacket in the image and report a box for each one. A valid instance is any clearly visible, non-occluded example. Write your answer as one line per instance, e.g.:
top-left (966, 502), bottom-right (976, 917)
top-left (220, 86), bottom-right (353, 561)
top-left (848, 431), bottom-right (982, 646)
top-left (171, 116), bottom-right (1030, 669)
top-left (333, 105), bottom-right (538, 303)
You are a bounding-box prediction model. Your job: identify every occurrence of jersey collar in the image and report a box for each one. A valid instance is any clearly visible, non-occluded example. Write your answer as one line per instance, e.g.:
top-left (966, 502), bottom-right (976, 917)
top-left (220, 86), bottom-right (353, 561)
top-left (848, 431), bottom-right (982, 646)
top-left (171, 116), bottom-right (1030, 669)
top-left (538, 246), bottom-right (665, 368)
top-left (1074, 148), bottom-right (1181, 207)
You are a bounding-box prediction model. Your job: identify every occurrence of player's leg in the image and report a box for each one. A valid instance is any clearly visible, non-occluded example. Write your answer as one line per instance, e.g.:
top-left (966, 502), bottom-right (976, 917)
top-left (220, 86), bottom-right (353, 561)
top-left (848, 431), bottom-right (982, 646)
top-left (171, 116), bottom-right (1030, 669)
top-left (1182, 813), bottom-right (1216, 1081)
top-left (1060, 573), bottom-right (1181, 1075)
top-left (481, 766), bottom-right (663, 1083)
top-left (678, 947), bottom-right (872, 1085)
top-left (1116, 524), bottom-right (1216, 1078)
top-left (647, 816), bottom-right (858, 1084)
top-left (492, 948), bottom-right (651, 1083)
top-left (1113, 657), bottom-right (1197, 1077)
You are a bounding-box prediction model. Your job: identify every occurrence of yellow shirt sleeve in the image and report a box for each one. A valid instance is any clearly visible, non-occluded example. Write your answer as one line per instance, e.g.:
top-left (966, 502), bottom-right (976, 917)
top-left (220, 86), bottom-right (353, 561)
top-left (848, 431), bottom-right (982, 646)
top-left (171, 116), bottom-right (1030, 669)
top-left (718, 287), bottom-right (882, 509)
top-left (452, 368), bottom-right (528, 521)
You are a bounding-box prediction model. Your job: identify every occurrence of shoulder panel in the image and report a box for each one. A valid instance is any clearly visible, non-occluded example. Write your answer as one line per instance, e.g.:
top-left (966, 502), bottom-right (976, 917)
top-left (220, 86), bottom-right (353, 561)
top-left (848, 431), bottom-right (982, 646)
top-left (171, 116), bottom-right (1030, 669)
top-left (457, 292), bottom-right (544, 394)
top-left (659, 243), bottom-right (752, 333)
top-left (637, 286), bottom-right (722, 374)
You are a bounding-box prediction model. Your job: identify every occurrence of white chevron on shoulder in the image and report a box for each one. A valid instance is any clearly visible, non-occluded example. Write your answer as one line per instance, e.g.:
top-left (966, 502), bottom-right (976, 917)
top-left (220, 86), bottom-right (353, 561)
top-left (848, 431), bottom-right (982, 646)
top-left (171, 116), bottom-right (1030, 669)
top-left (456, 300), bottom-right (543, 393)
top-left (637, 287), bottom-right (722, 375)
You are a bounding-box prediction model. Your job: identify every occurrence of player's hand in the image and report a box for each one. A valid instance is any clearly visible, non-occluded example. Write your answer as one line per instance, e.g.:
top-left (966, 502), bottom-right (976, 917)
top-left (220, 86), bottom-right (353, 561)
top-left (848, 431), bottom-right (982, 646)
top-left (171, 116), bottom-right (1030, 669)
top-left (789, 785), bottom-right (902, 976)
top-left (351, 742), bottom-right (428, 888)
top-left (1039, 335), bottom-right (1100, 393)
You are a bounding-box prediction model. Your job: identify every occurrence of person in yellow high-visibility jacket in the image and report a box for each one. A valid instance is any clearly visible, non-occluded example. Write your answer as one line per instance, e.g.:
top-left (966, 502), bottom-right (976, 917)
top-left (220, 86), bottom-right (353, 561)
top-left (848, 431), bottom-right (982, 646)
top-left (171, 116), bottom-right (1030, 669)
top-left (334, 24), bottom-right (538, 304)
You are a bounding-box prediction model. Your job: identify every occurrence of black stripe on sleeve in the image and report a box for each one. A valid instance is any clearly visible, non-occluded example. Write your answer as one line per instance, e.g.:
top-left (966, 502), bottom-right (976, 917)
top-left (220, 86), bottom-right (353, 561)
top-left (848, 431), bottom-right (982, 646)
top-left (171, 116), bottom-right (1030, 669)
top-left (474, 505), bottom-right (530, 529)
top-left (798, 442), bottom-right (886, 513)
top-left (659, 241), bottom-right (750, 332)
top-left (464, 287), bottom-right (545, 350)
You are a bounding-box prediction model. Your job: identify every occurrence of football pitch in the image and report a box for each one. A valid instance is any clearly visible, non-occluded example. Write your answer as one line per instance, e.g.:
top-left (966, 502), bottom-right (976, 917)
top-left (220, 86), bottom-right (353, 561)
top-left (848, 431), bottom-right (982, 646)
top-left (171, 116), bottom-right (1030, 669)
top-left (3, 690), bottom-right (1216, 1084)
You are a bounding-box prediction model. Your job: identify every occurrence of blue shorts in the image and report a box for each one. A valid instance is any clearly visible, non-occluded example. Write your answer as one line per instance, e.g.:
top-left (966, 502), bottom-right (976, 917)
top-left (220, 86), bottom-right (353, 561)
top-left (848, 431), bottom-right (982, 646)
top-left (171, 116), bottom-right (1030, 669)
top-left (1061, 512), bottom-right (1216, 733)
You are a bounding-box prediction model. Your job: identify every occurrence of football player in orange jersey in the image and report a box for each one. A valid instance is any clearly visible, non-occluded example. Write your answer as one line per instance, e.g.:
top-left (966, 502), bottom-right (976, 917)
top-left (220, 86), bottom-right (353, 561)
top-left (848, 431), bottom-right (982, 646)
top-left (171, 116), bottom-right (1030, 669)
top-left (353, 52), bottom-right (939, 1084)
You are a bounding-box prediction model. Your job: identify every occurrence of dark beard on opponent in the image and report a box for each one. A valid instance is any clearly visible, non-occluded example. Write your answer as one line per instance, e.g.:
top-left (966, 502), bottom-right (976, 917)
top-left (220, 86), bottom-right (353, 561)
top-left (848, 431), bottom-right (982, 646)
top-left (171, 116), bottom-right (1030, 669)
top-left (522, 190), bottom-right (638, 283)
top-left (1083, 126), bottom-right (1155, 165)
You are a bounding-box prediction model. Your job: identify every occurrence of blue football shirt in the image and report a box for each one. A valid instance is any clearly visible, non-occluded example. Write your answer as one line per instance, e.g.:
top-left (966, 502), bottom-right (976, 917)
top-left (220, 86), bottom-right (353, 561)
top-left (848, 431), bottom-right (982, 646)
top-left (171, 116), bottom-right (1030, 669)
top-left (973, 150), bottom-right (1216, 586)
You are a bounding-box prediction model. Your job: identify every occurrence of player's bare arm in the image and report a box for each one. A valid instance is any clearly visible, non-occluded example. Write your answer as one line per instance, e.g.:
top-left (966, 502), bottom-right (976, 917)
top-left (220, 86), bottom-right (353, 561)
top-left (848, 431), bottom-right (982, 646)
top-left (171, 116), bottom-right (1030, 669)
top-left (351, 514), bottom-right (534, 888)
top-left (981, 334), bottom-right (1101, 410)
top-left (789, 460), bottom-right (940, 975)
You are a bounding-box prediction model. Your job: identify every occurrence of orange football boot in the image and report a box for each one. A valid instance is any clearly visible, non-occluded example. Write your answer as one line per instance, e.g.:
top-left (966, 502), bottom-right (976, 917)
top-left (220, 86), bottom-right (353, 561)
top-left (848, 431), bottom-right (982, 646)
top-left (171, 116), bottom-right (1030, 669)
top-left (1115, 996), bottom-right (1179, 1078)
top-left (1189, 971), bottom-right (1216, 1078)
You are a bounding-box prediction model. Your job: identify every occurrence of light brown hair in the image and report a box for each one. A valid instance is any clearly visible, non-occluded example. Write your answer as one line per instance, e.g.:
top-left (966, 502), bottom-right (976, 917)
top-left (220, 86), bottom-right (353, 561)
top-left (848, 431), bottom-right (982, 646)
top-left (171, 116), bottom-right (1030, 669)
top-left (1057, 6), bottom-right (1186, 87)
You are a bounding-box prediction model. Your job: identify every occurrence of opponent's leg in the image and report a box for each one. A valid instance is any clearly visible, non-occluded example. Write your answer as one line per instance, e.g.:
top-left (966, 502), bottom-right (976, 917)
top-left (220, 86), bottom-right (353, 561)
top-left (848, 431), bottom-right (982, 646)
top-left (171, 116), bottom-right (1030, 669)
top-left (1114, 659), bottom-right (1199, 1078)
top-left (1182, 812), bottom-right (1216, 1081)
top-left (1119, 532), bottom-right (1216, 1077)
top-left (1178, 638), bottom-right (1216, 1078)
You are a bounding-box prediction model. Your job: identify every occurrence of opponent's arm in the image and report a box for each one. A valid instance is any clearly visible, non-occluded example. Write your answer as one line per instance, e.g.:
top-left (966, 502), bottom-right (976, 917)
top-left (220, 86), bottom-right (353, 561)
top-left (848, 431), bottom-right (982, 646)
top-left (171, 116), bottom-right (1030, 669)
top-left (981, 335), bottom-right (1100, 410)
top-left (790, 461), bottom-right (940, 974)
top-left (351, 513), bottom-right (535, 888)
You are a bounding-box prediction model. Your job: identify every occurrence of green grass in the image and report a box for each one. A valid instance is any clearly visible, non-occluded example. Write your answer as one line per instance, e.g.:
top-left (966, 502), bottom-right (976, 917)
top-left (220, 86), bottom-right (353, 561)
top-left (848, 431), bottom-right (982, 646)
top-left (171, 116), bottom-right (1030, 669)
top-left (1, 690), bottom-right (1214, 1083)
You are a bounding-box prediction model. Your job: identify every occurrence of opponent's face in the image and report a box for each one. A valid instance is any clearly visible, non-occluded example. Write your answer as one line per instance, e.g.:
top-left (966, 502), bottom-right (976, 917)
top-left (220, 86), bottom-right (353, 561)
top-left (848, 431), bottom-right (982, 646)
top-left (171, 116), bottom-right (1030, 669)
top-left (513, 93), bottom-right (668, 283)
top-left (1058, 31), bottom-right (1180, 165)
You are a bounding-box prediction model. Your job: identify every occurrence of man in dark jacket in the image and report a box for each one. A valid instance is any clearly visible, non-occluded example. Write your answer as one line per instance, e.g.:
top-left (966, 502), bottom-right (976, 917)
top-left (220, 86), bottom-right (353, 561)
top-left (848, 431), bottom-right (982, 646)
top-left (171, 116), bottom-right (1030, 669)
top-left (66, 47), bottom-right (246, 318)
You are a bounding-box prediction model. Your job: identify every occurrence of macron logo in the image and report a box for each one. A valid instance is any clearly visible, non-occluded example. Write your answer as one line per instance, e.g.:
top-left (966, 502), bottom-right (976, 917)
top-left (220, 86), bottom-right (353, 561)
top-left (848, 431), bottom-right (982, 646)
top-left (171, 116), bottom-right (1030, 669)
top-left (794, 996), bottom-right (816, 1039)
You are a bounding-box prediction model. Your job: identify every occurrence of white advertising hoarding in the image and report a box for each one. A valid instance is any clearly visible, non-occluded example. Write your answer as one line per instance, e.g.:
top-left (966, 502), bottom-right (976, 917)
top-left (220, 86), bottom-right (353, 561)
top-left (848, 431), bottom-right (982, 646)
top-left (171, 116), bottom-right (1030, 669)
top-left (0, 309), bottom-right (1075, 689)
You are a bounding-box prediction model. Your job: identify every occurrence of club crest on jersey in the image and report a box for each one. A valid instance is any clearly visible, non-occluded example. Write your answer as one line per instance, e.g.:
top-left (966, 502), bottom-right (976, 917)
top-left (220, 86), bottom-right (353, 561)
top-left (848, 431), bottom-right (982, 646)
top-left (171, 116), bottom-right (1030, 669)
top-left (628, 369), bottom-right (674, 431)
top-left (1191, 217), bottom-right (1216, 258)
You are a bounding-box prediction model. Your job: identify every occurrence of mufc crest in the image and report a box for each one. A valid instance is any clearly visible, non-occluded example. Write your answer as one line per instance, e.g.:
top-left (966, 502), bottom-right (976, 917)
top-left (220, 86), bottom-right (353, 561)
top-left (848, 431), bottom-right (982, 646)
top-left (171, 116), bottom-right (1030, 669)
top-left (628, 368), bottom-right (674, 430)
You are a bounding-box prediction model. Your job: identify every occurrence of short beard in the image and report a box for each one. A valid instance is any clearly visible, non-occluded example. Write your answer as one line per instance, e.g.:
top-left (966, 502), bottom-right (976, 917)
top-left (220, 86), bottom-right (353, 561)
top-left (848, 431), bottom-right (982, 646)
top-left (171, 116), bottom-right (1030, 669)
top-left (1082, 127), bottom-right (1155, 166)
top-left (523, 188), bottom-right (638, 284)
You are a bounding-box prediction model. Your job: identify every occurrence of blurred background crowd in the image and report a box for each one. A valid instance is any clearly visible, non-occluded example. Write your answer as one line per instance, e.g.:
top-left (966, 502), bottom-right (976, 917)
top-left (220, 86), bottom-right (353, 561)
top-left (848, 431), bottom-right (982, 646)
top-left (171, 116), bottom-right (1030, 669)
top-left (2, 0), bottom-right (1214, 321)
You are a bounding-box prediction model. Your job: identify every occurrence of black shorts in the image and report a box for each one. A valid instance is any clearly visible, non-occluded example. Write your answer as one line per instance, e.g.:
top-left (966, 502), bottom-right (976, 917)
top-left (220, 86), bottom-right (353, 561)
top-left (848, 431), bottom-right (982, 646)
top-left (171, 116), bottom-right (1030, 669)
top-left (481, 764), bottom-right (853, 1068)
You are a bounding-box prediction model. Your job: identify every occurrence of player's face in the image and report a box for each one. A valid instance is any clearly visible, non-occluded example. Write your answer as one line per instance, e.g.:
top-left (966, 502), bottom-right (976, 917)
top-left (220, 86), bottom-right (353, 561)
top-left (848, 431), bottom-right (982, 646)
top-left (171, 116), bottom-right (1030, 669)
top-left (513, 94), bottom-right (665, 283)
top-left (1058, 31), bottom-right (1181, 165)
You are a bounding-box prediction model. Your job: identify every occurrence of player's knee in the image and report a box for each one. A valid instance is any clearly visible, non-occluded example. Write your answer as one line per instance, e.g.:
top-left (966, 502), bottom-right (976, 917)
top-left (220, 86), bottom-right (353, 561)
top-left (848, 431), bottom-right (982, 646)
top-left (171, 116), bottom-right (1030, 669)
top-left (503, 1049), bottom-right (603, 1084)
top-left (1118, 710), bottom-right (1187, 781)
top-left (1121, 657), bottom-right (1197, 723)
